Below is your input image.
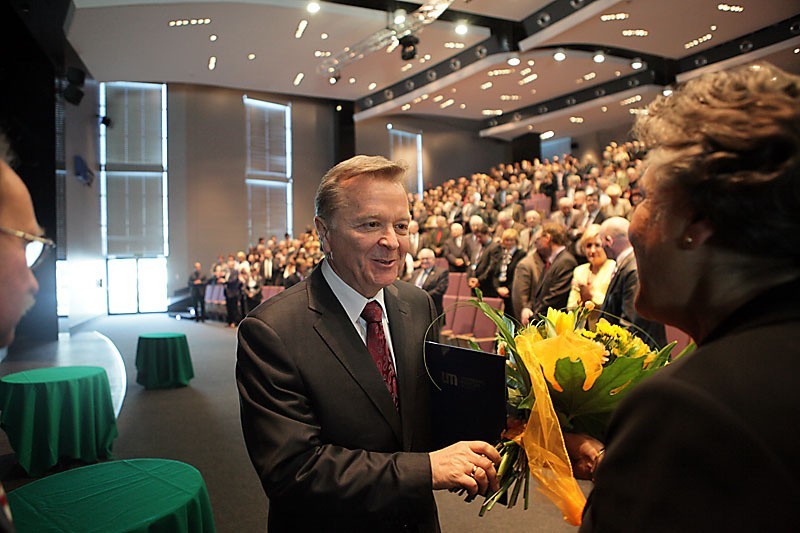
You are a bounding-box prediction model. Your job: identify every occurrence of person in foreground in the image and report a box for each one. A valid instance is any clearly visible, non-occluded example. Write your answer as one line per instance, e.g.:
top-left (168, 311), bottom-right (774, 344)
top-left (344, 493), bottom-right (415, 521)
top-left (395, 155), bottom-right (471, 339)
top-left (0, 132), bottom-right (53, 532)
top-left (577, 63), bottom-right (799, 530)
top-left (236, 155), bottom-right (500, 532)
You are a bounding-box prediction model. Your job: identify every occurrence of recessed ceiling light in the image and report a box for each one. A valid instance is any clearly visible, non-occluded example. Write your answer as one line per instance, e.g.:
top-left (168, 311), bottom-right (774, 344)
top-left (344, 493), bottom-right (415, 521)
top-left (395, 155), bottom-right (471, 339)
top-left (480, 82), bottom-right (493, 90)
top-left (482, 109), bottom-right (503, 116)
top-left (295, 20), bottom-right (308, 39)
top-left (247, 53), bottom-right (256, 60)
top-left (336, 105), bottom-right (342, 111)
top-left (630, 58), bottom-right (644, 70)
top-left (710, 25), bottom-right (717, 31)
top-left (328, 74), bottom-right (339, 85)
top-left (527, 60), bottom-right (535, 66)
top-left (307, 2), bottom-right (321, 15)
top-left (401, 63), bottom-right (413, 72)
top-left (717, 4), bottom-right (744, 13)
top-left (553, 49), bottom-right (566, 62)
top-left (208, 56), bottom-right (216, 70)
top-left (518, 73), bottom-right (538, 86)
top-left (601, 106), bottom-right (608, 112)
top-left (540, 130), bottom-right (555, 140)
top-left (169, 21), bottom-right (176, 27)
top-left (507, 57), bottom-right (521, 67)
top-left (433, 95), bottom-right (444, 102)
top-left (488, 69), bottom-right (512, 77)
top-left (386, 123), bottom-right (393, 130)
top-left (293, 73), bottom-right (304, 86)
top-left (209, 34), bottom-right (217, 42)
top-left (662, 88), bottom-right (673, 96)
top-left (569, 116), bottom-right (584, 123)
top-left (444, 42), bottom-right (465, 49)
top-left (600, 12), bottom-right (629, 21)
top-left (348, 77), bottom-right (356, 84)
top-left (440, 99), bottom-right (455, 109)
top-left (621, 29), bottom-right (649, 37)
top-left (593, 50), bottom-right (606, 63)
top-left (684, 33), bottom-right (713, 49)
top-left (321, 33), bottom-right (328, 40)
top-left (393, 9), bottom-right (406, 25)
top-left (455, 22), bottom-right (468, 35)
top-left (459, 104), bottom-right (466, 109)
top-left (500, 95), bottom-right (520, 101)
top-left (368, 82), bottom-right (377, 90)
top-left (620, 94), bottom-right (642, 106)
top-left (401, 104), bottom-right (411, 111)
top-left (583, 71), bottom-right (597, 80)
top-left (795, 48), bottom-right (800, 54)
top-left (520, 67), bottom-right (532, 76)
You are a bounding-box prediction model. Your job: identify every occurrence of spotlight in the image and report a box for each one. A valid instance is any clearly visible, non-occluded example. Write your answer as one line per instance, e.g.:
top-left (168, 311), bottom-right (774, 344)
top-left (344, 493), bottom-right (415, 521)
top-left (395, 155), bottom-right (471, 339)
top-left (630, 57), bottom-right (644, 70)
top-left (400, 34), bottom-right (419, 61)
top-left (455, 22), bottom-right (468, 35)
top-left (553, 48), bottom-right (566, 62)
top-left (328, 72), bottom-right (341, 85)
top-left (507, 56), bottom-right (521, 67)
top-left (306, 2), bottom-right (320, 14)
top-left (593, 50), bottom-right (606, 63)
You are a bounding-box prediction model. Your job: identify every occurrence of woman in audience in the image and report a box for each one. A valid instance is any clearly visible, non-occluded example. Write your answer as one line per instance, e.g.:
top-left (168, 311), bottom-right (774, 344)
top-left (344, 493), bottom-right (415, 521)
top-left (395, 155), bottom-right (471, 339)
top-left (573, 63), bottom-right (799, 530)
top-left (566, 224), bottom-right (615, 321)
top-left (242, 264), bottom-right (263, 315)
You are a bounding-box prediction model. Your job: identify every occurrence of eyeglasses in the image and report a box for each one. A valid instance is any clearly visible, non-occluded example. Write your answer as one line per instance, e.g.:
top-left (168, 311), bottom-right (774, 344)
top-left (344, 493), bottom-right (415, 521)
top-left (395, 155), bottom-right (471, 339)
top-left (0, 226), bottom-right (55, 270)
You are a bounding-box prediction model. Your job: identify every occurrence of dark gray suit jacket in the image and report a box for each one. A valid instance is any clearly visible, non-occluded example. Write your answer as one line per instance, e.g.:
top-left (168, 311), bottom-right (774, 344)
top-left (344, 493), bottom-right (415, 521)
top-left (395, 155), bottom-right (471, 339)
top-left (411, 266), bottom-right (449, 317)
top-left (237, 266), bottom-right (440, 532)
top-left (600, 251), bottom-right (666, 349)
top-left (531, 248), bottom-right (577, 317)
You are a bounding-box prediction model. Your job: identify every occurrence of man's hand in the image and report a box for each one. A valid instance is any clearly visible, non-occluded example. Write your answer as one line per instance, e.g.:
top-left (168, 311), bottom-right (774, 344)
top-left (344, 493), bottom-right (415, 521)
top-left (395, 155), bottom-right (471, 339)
top-left (563, 432), bottom-right (605, 480)
top-left (497, 287), bottom-right (509, 298)
top-left (520, 307), bottom-right (534, 326)
top-left (467, 277), bottom-right (479, 289)
top-left (429, 441), bottom-right (501, 497)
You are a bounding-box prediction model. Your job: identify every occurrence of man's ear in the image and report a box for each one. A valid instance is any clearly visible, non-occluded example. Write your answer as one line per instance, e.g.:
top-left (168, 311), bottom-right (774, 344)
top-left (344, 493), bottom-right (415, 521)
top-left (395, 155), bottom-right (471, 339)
top-left (314, 216), bottom-right (331, 254)
top-left (681, 217), bottom-right (714, 250)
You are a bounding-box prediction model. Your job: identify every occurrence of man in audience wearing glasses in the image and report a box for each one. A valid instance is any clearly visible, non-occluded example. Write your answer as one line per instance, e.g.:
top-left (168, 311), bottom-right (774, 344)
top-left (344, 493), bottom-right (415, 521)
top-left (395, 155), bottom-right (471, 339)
top-left (237, 155), bottom-right (500, 532)
top-left (0, 131), bottom-right (54, 532)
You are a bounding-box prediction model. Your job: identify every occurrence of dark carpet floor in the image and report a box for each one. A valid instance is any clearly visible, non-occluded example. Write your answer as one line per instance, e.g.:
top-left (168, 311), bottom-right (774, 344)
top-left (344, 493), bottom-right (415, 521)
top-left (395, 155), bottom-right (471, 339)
top-left (2, 314), bottom-right (586, 532)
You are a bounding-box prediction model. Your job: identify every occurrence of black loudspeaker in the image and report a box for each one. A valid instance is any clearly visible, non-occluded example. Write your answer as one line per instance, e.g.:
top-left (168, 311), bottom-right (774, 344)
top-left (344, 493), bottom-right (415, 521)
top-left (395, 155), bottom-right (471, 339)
top-left (66, 67), bottom-right (85, 87)
top-left (63, 84), bottom-right (84, 105)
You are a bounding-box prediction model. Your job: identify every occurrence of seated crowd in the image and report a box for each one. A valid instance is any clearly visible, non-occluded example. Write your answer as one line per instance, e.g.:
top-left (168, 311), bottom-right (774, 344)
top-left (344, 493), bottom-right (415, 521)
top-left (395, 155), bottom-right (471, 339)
top-left (192, 140), bottom-right (666, 345)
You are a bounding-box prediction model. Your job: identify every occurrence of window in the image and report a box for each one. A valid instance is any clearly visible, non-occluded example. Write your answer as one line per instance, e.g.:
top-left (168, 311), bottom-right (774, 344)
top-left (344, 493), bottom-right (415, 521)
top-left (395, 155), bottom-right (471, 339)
top-left (100, 82), bottom-right (168, 313)
top-left (244, 96), bottom-right (292, 244)
top-left (389, 128), bottom-right (423, 196)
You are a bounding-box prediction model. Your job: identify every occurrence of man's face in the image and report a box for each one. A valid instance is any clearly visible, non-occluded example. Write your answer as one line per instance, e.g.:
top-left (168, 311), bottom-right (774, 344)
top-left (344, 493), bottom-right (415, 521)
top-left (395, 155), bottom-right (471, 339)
top-left (0, 161), bottom-right (40, 347)
top-left (418, 251), bottom-right (435, 270)
top-left (525, 213), bottom-right (539, 228)
top-left (194, 262), bottom-right (201, 271)
top-left (586, 194), bottom-right (599, 212)
top-left (534, 232), bottom-right (552, 257)
top-left (316, 175), bottom-right (410, 298)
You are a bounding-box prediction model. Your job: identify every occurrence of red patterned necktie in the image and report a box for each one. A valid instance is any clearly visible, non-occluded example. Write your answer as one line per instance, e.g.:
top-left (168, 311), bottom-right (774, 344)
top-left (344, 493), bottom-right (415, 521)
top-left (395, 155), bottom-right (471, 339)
top-left (361, 301), bottom-right (399, 410)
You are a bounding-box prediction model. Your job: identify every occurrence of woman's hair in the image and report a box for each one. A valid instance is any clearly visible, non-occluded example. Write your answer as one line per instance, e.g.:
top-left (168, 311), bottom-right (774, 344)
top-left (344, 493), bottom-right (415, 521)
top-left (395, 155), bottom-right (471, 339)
top-left (579, 224), bottom-right (602, 251)
top-left (634, 62), bottom-right (800, 259)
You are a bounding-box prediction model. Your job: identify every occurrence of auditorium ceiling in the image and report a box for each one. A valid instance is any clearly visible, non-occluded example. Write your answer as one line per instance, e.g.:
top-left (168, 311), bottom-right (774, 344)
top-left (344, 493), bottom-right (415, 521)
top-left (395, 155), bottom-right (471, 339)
top-left (67, 0), bottom-right (799, 140)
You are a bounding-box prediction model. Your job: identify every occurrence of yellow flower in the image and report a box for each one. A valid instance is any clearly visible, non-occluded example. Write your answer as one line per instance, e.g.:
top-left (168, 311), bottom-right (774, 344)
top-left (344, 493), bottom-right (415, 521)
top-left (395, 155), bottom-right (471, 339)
top-left (515, 329), bottom-right (606, 392)
top-left (545, 308), bottom-right (575, 335)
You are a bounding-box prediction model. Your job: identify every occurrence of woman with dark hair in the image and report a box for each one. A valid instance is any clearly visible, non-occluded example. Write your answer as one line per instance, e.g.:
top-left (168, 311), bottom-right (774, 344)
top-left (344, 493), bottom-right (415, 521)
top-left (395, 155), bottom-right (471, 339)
top-left (573, 63), bottom-right (800, 530)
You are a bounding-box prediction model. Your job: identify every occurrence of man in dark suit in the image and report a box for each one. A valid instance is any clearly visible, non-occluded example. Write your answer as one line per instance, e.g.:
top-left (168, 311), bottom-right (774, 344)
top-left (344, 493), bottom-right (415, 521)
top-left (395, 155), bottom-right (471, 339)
top-left (599, 217), bottom-right (667, 349)
top-left (411, 248), bottom-right (449, 317)
top-left (493, 229), bottom-right (526, 323)
top-left (188, 261), bottom-right (207, 321)
top-left (522, 222), bottom-right (578, 325)
top-left (442, 222), bottom-right (472, 272)
top-left (467, 224), bottom-right (502, 297)
top-left (237, 155), bottom-right (500, 532)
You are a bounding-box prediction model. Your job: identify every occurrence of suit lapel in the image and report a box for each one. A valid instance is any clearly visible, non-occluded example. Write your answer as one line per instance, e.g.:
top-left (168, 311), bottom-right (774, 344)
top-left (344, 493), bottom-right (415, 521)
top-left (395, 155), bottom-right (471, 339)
top-left (384, 284), bottom-right (418, 450)
top-left (307, 269), bottom-right (403, 443)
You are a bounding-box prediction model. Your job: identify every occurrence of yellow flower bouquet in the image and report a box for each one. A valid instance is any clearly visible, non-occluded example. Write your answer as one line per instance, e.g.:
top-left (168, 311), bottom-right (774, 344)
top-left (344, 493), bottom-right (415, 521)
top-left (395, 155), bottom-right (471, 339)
top-left (463, 295), bottom-right (691, 524)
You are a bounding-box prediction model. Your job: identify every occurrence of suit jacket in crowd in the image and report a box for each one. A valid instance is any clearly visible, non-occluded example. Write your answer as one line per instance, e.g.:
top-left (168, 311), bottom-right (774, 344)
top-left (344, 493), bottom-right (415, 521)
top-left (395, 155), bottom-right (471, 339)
top-left (471, 241), bottom-right (503, 297)
top-left (237, 265), bottom-right (440, 532)
top-left (511, 251), bottom-right (544, 320)
top-left (442, 235), bottom-right (473, 272)
top-left (600, 251), bottom-right (666, 349)
top-left (411, 266), bottom-right (449, 317)
top-left (531, 248), bottom-right (577, 318)
top-left (492, 247), bottom-right (526, 321)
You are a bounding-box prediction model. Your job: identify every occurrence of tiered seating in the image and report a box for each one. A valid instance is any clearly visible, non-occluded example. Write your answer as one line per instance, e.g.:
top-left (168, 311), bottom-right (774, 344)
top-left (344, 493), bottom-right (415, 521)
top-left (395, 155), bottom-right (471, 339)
top-left (261, 285), bottom-right (285, 301)
top-left (204, 284), bottom-right (226, 320)
top-left (440, 277), bottom-right (505, 354)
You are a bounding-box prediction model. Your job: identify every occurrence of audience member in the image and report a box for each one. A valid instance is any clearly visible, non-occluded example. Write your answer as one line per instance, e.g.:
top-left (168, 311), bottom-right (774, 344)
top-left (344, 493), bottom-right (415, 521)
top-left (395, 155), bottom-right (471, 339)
top-left (442, 223), bottom-right (471, 272)
top-left (522, 222), bottom-right (577, 325)
top-left (411, 248), bottom-right (449, 316)
top-left (188, 261), bottom-right (207, 322)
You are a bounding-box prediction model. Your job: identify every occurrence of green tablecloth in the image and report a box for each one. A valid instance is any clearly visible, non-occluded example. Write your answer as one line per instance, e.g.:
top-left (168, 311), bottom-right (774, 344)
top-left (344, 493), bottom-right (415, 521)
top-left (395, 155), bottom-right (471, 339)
top-left (0, 366), bottom-right (118, 476)
top-left (136, 333), bottom-right (194, 389)
top-left (9, 458), bottom-right (216, 532)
